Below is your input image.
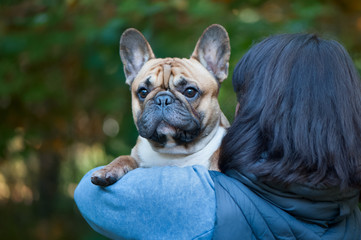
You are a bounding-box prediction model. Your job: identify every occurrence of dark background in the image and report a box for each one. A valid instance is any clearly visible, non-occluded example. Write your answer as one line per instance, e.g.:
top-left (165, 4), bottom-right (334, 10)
top-left (1, 0), bottom-right (361, 239)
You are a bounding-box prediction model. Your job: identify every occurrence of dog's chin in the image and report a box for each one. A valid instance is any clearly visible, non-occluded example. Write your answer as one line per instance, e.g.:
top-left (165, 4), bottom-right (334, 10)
top-left (157, 121), bottom-right (177, 136)
top-left (145, 121), bottom-right (200, 147)
top-left (148, 121), bottom-right (175, 145)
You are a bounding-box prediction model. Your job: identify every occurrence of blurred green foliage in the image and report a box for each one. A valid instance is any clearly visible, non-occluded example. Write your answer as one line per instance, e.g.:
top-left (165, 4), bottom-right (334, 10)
top-left (0, 0), bottom-right (361, 239)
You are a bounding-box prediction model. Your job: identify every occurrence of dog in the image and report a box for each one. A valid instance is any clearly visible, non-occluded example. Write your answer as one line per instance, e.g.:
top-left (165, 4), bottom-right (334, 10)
top-left (91, 24), bottom-right (230, 186)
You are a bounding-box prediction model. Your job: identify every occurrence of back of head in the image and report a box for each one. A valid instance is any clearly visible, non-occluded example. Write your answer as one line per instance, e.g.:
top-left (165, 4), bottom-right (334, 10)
top-left (219, 33), bottom-right (361, 190)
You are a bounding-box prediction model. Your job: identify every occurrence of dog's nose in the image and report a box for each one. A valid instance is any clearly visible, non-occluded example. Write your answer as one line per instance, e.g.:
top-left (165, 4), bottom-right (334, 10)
top-left (155, 93), bottom-right (174, 106)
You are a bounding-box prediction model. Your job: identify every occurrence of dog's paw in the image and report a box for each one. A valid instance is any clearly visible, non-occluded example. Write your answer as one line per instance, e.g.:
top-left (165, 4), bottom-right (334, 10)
top-left (91, 156), bottom-right (138, 186)
top-left (91, 166), bottom-right (126, 186)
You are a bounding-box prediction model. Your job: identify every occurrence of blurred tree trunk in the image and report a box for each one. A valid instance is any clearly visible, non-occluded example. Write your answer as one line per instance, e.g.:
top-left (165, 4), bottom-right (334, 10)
top-left (36, 141), bottom-right (61, 219)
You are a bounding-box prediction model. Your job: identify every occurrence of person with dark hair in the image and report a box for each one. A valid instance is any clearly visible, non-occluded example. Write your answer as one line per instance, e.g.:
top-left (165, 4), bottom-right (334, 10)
top-left (75, 34), bottom-right (361, 239)
top-left (220, 33), bottom-right (361, 189)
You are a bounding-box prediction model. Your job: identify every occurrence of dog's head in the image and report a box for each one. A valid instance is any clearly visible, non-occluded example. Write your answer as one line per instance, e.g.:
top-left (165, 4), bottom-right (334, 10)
top-left (120, 25), bottom-right (230, 154)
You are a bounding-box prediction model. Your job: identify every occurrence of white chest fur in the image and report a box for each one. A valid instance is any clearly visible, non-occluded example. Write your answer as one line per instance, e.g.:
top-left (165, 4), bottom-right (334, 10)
top-left (132, 126), bottom-right (226, 168)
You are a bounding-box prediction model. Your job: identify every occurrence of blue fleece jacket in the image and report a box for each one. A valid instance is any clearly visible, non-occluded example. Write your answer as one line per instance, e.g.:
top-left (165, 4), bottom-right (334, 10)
top-left (74, 166), bottom-right (216, 239)
top-left (75, 166), bottom-right (361, 240)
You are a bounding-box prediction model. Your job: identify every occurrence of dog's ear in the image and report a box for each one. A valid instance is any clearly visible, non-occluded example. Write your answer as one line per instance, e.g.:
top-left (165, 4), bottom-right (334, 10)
top-left (120, 29), bottom-right (155, 85)
top-left (191, 24), bottom-right (230, 83)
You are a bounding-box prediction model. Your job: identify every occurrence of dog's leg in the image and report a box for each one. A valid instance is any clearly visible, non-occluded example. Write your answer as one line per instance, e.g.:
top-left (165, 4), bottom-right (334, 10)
top-left (91, 156), bottom-right (138, 186)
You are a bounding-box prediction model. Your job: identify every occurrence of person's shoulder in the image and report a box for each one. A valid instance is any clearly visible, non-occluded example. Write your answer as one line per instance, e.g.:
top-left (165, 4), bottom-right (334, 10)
top-left (112, 165), bottom-right (216, 200)
top-left (75, 165), bottom-right (215, 206)
top-left (124, 165), bottom-right (215, 186)
top-left (208, 170), bottom-right (238, 186)
top-left (74, 165), bottom-right (216, 239)
top-left (208, 170), bottom-right (256, 201)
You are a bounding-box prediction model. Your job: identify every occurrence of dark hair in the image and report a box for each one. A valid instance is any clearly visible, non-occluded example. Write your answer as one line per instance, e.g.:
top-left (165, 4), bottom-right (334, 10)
top-left (219, 33), bottom-right (361, 189)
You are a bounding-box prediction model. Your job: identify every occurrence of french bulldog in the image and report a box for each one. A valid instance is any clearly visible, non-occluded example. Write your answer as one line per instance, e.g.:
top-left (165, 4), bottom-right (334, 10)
top-left (91, 24), bottom-right (230, 186)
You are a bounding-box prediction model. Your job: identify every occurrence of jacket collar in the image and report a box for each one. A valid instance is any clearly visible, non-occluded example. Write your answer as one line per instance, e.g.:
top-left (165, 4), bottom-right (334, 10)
top-left (227, 169), bottom-right (360, 227)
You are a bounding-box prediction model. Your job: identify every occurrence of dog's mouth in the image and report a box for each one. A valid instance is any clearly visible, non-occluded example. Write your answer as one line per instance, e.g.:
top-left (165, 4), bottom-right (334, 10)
top-left (156, 121), bottom-right (177, 136)
top-left (147, 121), bottom-right (174, 144)
top-left (138, 114), bottom-right (201, 146)
top-left (147, 121), bottom-right (200, 145)
top-left (137, 94), bottom-right (201, 146)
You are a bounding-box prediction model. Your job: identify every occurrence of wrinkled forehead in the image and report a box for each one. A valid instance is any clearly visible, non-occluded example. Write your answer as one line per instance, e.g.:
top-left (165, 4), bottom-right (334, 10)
top-left (132, 57), bottom-right (216, 88)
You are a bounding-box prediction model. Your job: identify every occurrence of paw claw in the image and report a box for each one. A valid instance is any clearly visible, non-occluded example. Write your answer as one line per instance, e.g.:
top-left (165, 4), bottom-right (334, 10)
top-left (91, 169), bottom-right (122, 186)
top-left (105, 173), bottom-right (118, 185)
top-left (90, 156), bottom-right (137, 186)
top-left (91, 175), bottom-right (109, 186)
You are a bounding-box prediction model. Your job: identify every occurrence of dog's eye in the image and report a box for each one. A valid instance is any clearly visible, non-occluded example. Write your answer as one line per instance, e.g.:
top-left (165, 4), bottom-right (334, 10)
top-left (138, 88), bottom-right (149, 99)
top-left (183, 87), bottom-right (198, 98)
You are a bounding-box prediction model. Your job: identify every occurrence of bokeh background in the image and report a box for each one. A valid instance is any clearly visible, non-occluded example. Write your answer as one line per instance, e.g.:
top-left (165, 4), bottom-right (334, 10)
top-left (1, 0), bottom-right (361, 239)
